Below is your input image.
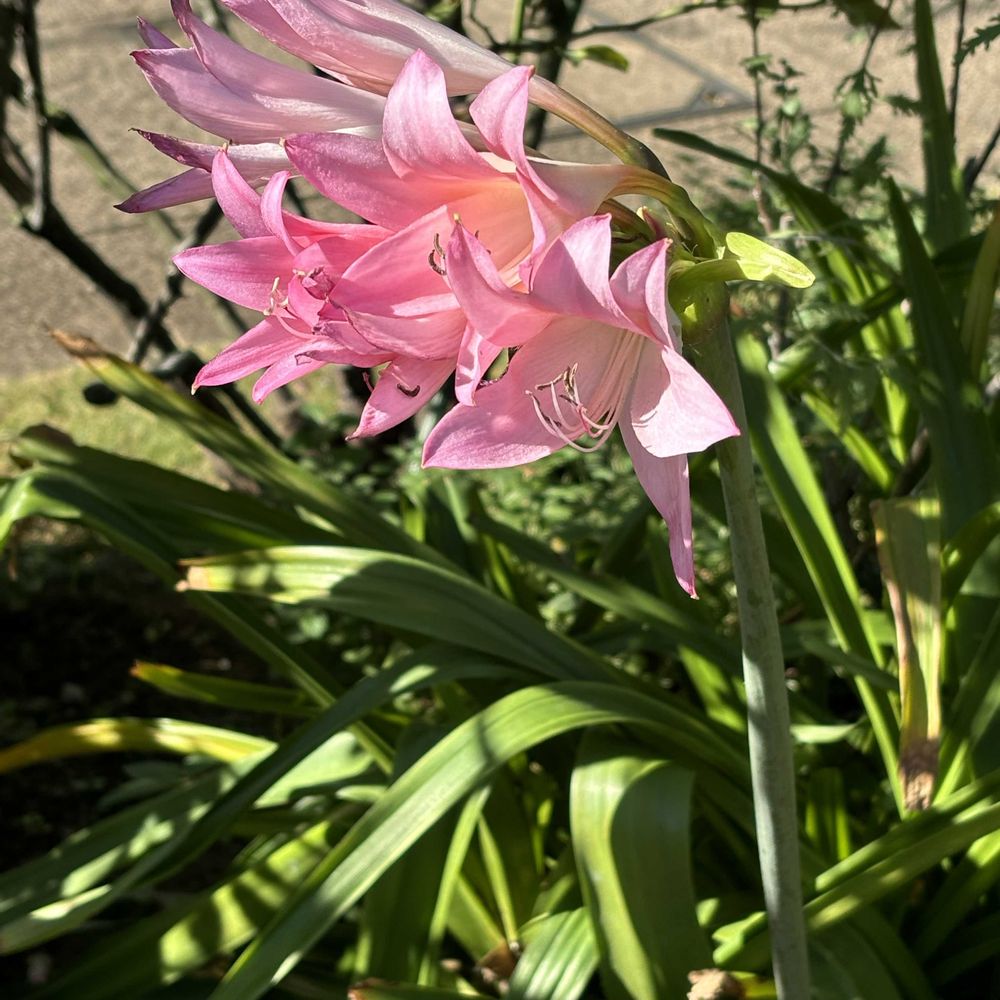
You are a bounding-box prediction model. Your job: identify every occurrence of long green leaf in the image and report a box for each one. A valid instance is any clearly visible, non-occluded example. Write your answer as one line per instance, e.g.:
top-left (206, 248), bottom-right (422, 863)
top-left (734, 332), bottom-right (900, 797)
top-left (655, 129), bottom-right (913, 458)
top-left (938, 604), bottom-right (1000, 794)
top-left (0, 729), bottom-right (371, 951)
top-left (912, 0), bottom-right (970, 252)
top-left (913, 830), bottom-right (1000, 956)
top-left (181, 545), bottom-right (615, 682)
top-left (0, 717), bottom-right (270, 771)
top-left (886, 180), bottom-right (996, 537)
top-left (873, 498), bottom-right (942, 810)
top-left (35, 819), bottom-right (344, 1000)
top-left (570, 733), bottom-right (709, 1000)
top-left (212, 682), bottom-right (750, 999)
top-left (348, 986), bottom-right (487, 999)
top-left (126, 651), bottom-right (529, 896)
top-left (716, 772), bottom-right (1000, 968)
top-left (960, 203), bottom-right (1000, 374)
top-left (132, 662), bottom-right (316, 717)
top-left (52, 334), bottom-right (440, 562)
top-left (0, 766), bottom-right (236, 922)
top-left (0, 464), bottom-right (348, 710)
top-left (506, 909), bottom-right (598, 1000)
top-left (472, 514), bottom-right (740, 676)
top-left (12, 426), bottom-right (335, 551)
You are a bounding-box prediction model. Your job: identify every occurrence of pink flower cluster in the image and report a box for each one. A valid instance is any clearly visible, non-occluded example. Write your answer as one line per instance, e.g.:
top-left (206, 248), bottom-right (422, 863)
top-left (123, 0), bottom-right (739, 595)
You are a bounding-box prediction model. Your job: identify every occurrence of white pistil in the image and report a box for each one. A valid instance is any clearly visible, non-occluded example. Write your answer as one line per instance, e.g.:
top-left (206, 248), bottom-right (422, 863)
top-left (264, 276), bottom-right (288, 316)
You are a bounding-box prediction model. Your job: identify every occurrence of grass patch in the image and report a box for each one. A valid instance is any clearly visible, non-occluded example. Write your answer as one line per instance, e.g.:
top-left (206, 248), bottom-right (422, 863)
top-left (0, 366), bottom-right (216, 481)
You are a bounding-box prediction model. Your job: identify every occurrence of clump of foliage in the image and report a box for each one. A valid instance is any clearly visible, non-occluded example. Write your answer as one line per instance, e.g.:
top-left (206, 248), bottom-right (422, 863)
top-left (0, 0), bottom-right (998, 998)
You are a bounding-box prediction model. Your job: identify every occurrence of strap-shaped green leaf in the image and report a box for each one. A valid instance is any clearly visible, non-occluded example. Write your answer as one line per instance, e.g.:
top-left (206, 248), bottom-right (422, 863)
top-left (0, 717), bottom-right (270, 772)
top-left (506, 909), bottom-right (598, 1000)
top-left (211, 682), bottom-right (750, 999)
top-left (181, 545), bottom-right (616, 683)
top-left (51, 335), bottom-right (439, 563)
top-left (132, 662), bottom-right (316, 717)
top-left (570, 733), bottom-right (708, 1000)
top-left (734, 332), bottom-right (899, 795)
top-left (886, 181), bottom-right (996, 537)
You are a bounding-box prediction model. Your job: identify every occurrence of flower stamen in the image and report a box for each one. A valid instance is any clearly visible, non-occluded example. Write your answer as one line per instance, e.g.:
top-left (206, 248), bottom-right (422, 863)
top-left (428, 233), bottom-right (447, 275)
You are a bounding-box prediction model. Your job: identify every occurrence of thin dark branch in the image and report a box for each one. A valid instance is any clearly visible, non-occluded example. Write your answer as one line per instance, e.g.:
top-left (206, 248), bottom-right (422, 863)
top-left (965, 117), bottom-right (1000, 192)
top-left (566, 0), bottom-right (824, 41)
top-left (948, 0), bottom-right (966, 126)
top-left (748, 8), bottom-right (765, 168)
top-left (1, 131), bottom-right (32, 188)
top-left (745, 3), bottom-right (777, 241)
top-left (467, 0), bottom-right (500, 49)
top-left (525, 0), bottom-right (586, 149)
top-left (17, 0), bottom-right (50, 230)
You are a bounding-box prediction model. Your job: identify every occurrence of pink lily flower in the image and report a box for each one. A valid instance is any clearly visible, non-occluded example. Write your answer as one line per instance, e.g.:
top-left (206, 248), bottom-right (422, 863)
top-left (218, 0), bottom-right (625, 148)
top-left (278, 51), bottom-right (640, 426)
top-left (219, 0), bottom-right (513, 97)
top-left (123, 0), bottom-right (644, 214)
top-left (174, 150), bottom-right (396, 401)
top-left (121, 0), bottom-right (386, 212)
top-left (422, 216), bottom-right (740, 596)
top-left (172, 147), bottom-right (471, 435)
top-left (174, 52), bottom-right (639, 438)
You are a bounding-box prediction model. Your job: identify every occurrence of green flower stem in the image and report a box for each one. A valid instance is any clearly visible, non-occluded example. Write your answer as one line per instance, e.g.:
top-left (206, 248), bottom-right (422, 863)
top-left (694, 292), bottom-right (811, 998)
top-left (531, 77), bottom-right (668, 178)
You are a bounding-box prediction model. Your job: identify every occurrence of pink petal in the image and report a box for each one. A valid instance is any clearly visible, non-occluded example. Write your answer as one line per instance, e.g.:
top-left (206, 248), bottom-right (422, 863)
top-left (609, 238), bottom-right (676, 347)
top-left (171, 0), bottom-right (385, 122)
top-left (194, 316), bottom-right (301, 389)
top-left (445, 225), bottom-right (552, 349)
top-left (221, 0), bottom-right (512, 95)
top-left (219, 0), bottom-right (353, 83)
top-left (382, 51), bottom-right (494, 182)
top-left (136, 131), bottom-right (291, 179)
top-left (454, 326), bottom-right (503, 405)
top-left (529, 215), bottom-right (629, 328)
top-left (116, 167), bottom-right (215, 213)
top-left (627, 342), bottom-right (740, 458)
top-left (119, 135), bottom-right (292, 214)
top-left (350, 356), bottom-right (454, 439)
top-left (251, 352), bottom-right (328, 402)
top-left (133, 8), bottom-right (383, 145)
top-left (136, 18), bottom-right (177, 49)
top-left (259, 171), bottom-right (300, 255)
top-left (285, 130), bottom-right (488, 232)
top-left (311, 312), bottom-right (394, 361)
top-left (285, 132), bottom-right (421, 230)
top-left (333, 207), bottom-right (464, 357)
top-left (467, 66), bottom-right (635, 274)
top-left (174, 237), bottom-right (291, 310)
top-left (212, 148), bottom-right (269, 237)
top-left (620, 420), bottom-right (698, 597)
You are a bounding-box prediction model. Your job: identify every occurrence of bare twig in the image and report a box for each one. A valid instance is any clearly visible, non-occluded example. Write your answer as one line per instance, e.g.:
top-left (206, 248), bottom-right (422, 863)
top-left (0, 2), bottom-right (20, 138)
top-left (467, 0), bottom-right (500, 49)
top-left (566, 0), bottom-right (825, 43)
top-left (745, 5), bottom-right (776, 238)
